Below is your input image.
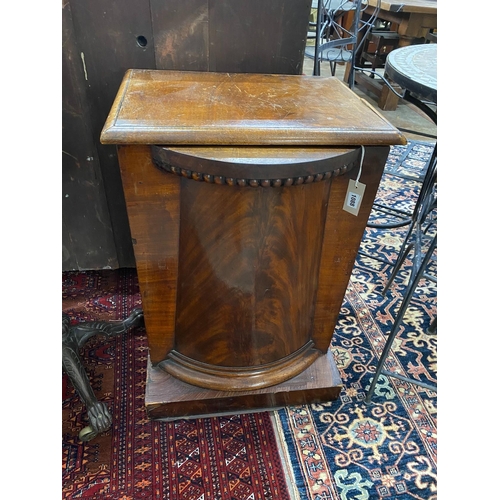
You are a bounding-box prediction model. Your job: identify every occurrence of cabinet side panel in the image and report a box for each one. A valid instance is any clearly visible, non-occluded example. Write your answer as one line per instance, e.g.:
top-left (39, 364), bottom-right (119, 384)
top-left (313, 146), bottom-right (390, 350)
top-left (117, 146), bottom-right (181, 364)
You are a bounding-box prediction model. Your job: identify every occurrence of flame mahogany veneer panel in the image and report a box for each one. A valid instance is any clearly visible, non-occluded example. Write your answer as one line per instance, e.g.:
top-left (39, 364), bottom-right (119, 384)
top-left (174, 178), bottom-right (330, 367)
top-left (117, 144), bottom-right (389, 393)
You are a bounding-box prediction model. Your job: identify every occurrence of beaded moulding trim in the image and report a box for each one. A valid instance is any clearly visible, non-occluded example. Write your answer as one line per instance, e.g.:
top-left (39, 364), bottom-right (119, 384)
top-left (151, 159), bottom-right (358, 188)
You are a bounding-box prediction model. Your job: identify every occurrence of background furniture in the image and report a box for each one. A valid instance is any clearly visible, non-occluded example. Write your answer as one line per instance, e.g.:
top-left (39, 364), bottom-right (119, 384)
top-left (101, 69), bottom-right (405, 420)
top-left (380, 42), bottom-right (437, 286)
top-left (355, 29), bottom-right (400, 108)
top-left (62, 0), bottom-right (313, 271)
top-left (350, 0), bottom-right (437, 109)
top-left (305, 0), bottom-right (361, 85)
top-left (384, 42), bottom-right (437, 121)
top-left (305, 0), bottom-right (384, 88)
top-left (365, 0), bottom-right (437, 45)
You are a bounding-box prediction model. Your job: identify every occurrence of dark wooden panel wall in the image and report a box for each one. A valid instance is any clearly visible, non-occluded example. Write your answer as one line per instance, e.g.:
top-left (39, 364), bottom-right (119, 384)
top-left (62, 0), bottom-right (312, 270)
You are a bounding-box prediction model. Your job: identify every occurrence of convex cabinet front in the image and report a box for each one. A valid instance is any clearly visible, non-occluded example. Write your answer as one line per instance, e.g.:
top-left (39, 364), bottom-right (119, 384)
top-left (101, 70), bottom-right (405, 419)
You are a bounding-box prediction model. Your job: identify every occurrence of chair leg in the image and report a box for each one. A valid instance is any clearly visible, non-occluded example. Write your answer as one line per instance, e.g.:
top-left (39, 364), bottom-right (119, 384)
top-left (382, 241), bottom-right (414, 296)
top-left (382, 156), bottom-right (437, 296)
top-left (365, 235), bottom-right (437, 403)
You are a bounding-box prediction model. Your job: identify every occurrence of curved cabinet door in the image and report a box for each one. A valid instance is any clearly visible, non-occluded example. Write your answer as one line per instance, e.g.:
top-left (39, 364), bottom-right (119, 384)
top-left (117, 144), bottom-right (389, 392)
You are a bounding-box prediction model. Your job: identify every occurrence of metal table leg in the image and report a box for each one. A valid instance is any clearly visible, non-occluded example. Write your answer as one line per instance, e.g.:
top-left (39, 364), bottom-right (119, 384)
top-left (365, 235), bottom-right (437, 403)
top-left (62, 308), bottom-right (144, 441)
top-left (381, 154), bottom-right (436, 295)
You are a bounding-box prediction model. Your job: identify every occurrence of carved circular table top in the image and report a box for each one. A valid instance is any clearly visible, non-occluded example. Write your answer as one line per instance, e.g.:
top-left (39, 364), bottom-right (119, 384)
top-left (385, 43), bottom-right (437, 103)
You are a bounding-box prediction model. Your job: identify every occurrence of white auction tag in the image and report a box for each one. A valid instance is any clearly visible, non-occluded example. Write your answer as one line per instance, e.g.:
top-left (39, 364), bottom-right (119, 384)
top-left (343, 178), bottom-right (366, 216)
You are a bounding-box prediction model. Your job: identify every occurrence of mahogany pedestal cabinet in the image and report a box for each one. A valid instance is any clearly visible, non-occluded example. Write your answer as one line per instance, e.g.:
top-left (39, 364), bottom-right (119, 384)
top-left (101, 70), bottom-right (405, 420)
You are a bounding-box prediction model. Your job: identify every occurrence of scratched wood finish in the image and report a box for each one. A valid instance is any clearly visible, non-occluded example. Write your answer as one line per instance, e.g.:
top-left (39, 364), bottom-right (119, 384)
top-left (116, 146), bottom-right (180, 365)
top-left (101, 70), bottom-right (406, 146)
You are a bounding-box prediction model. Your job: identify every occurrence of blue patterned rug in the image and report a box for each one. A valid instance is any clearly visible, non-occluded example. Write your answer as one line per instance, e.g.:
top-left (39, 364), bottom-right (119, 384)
top-left (274, 139), bottom-right (437, 500)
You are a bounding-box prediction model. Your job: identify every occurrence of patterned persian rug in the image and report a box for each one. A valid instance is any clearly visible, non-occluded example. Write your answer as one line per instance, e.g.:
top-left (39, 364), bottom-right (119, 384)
top-left (276, 139), bottom-right (437, 500)
top-left (62, 270), bottom-right (290, 499)
top-left (62, 140), bottom-right (437, 499)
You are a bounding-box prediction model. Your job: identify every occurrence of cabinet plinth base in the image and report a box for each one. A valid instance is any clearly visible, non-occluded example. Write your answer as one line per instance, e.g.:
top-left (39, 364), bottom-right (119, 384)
top-left (145, 349), bottom-right (343, 420)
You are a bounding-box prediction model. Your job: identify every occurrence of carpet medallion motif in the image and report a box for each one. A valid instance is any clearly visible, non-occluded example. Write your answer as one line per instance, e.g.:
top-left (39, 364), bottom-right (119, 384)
top-left (63, 140), bottom-right (436, 499)
top-left (276, 140), bottom-right (437, 500)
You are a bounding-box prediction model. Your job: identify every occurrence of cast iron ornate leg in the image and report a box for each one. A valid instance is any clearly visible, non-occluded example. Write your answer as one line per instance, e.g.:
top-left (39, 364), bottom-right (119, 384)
top-left (62, 308), bottom-right (144, 441)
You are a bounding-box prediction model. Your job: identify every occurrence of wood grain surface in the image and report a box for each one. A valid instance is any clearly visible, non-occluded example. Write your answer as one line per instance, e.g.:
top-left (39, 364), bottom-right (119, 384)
top-left (101, 70), bottom-right (406, 146)
top-left (174, 177), bottom-right (329, 366)
top-left (146, 349), bottom-right (343, 419)
top-left (106, 69), bottom-right (402, 397)
top-left (117, 146), bottom-right (181, 365)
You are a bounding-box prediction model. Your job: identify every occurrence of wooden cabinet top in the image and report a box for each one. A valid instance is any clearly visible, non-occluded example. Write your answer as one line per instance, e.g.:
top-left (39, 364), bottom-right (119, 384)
top-left (101, 70), bottom-right (405, 147)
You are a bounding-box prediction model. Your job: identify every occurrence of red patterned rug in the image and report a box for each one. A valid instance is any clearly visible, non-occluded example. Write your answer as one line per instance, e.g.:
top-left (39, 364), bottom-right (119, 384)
top-left (62, 270), bottom-right (291, 499)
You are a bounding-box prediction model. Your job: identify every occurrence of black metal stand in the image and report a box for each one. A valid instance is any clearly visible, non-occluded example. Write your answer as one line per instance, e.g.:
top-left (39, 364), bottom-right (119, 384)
top-left (358, 79), bottom-right (437, 291)
top-left (365, 127), bottom-right (436, 233)
top-left (356, 43), bottom-right (438, 404)
top-left (364, 41), bottom-right (437, 232)
top-left (363, 136), bottom-right (437, 405)
top-left (364, 144), bottom-right (437, 404)
top-left (365, 234), bottom-right (437, 403)
top-left (62, 308), bottom-right (144, 441)
top-left (381, 153), bottom-right (436, 294)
